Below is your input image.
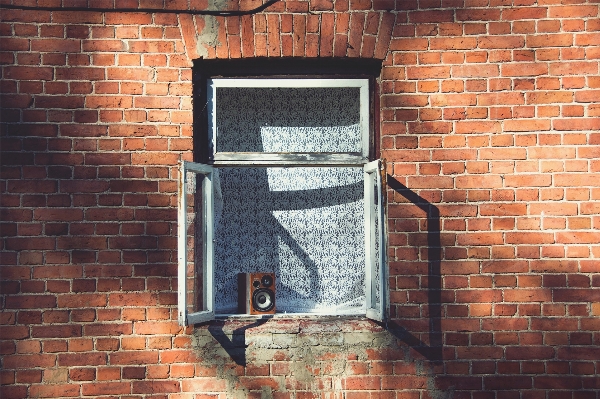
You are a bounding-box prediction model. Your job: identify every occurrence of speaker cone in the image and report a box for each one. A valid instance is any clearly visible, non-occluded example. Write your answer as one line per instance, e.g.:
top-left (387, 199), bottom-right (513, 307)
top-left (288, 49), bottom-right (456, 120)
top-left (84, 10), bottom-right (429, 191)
top-left (252, 288), bottom-right (275, 312)
top-left (261, 274), bottom-right (273, 287)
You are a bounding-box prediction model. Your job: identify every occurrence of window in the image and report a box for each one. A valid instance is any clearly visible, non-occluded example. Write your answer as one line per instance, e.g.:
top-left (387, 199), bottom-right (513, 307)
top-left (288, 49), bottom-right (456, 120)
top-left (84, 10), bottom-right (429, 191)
top-left (178, 66), bottom-right (386, 325)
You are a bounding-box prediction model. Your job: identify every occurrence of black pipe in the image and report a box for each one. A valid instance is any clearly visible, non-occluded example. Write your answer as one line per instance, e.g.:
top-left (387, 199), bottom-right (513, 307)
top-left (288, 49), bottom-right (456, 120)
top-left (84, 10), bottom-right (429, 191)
top-left (0, 0), bottom-right (282, 17)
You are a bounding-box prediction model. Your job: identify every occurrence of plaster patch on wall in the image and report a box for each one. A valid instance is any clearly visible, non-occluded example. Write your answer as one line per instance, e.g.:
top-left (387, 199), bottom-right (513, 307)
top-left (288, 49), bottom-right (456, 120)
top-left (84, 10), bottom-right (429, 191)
top-left (429, 378), bottom-right (455, 399)
top-left (195, 0), bottom-right (228, 58)
top-left (191, 318), bottom-right (451, 398)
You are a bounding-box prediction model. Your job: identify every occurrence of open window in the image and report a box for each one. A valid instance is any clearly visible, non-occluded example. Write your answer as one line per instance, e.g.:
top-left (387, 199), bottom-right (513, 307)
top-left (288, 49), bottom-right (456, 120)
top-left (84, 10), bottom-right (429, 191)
top-left (178, 70), bottom-right (386, 325)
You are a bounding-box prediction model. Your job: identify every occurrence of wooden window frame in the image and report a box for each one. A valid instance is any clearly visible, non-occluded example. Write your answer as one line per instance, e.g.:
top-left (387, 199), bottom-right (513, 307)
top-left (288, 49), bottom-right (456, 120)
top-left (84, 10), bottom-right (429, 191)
top-left (178, 59), bottom-right (387, 326)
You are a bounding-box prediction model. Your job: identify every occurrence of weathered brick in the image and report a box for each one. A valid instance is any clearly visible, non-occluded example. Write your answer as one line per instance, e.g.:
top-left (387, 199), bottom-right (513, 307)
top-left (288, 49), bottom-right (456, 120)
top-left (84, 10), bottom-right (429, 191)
top-left (81, 381), bottom-right (131, 396)
top-left (3, 354), bottom-right (57, 369)
top-left (5, 295), bottom-right (56, 309)
top-left (29, 384), bottom-right (80, 398)
top-left (109, 351), bottom-right (159, 366)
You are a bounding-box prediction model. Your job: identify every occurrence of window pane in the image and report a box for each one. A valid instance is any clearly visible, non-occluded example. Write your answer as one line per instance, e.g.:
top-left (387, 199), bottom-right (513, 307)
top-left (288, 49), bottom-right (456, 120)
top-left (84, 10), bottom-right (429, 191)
top-left (213, 167), bottom-right (365, 314)
top-left (373, 181), bottom-right (382, 310)
top-left (185, 171), bottom-right (207, 315)
top-left (364, 160), bottom-right (385, 321)
top-left (215, 87), bottom-right (362, 153)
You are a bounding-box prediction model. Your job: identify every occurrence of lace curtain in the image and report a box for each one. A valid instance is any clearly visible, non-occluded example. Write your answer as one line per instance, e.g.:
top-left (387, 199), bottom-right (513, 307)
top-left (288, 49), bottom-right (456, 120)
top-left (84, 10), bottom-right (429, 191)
top-left (215, 86), bottom-right (362, 153)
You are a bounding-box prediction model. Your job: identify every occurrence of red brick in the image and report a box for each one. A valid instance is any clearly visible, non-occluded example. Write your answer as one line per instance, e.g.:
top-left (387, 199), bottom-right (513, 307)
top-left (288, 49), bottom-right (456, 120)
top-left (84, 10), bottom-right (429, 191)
top-left (0, 385), bottom-right (27, 399)
top-left (57, 124), bottom-right (108, 138)
top-left (502, 63), bottom-right (548, 76)
top-left (15, 369), bottom-right (41, 383)
top-left (505, 232), bottom-right (555, 244)
top-left (109, 351), bottom-right (159, 365)
top-left (67, 367), bottom-right (94, 381)
top-left (502, 7), bottom-right (548, 20)
top-left (409, 10), bottom-right (454, 23)
top-left (431, 94), bottom-right (477, 107)
top-left (554, 118), bottom-right (600, 131)
top-left (4, 66), bottom-right (54, 80)
top-left (479, 148), bottom-right (527, 160)
top-left (504, 119), bottom-right (551, 131)
top-left (132, 380), bottom-right (179, 393)
top-left (504, 174), bottom-right (552, 187)
top-left (430, 37), bottom-right (477, 50)
top-left (549, 5), bottom-right (598, 18)
top-left (389, 38), bottom-right (428, 51)
top-left (181, 378), bottom-right (228, 392)
top-left (484, 376), bottom-right (532, 390)
top-left (454, 175), bottom-right (502, 189)
top-left (3, 354), bottom-right (57, 369)
top-left (29, 384), bottom-right (80, 398)
top-left (135, 321), bottom-right (182, 335)
top-left (33, 208), bottom-right (84, 222)
top-left (381, 375), bottom-right (428, 389)
top-left (574, 90), bottom-right (600, 103)
top-left (0, 326), bottom-right (29, 340)
top-left (527, 91), bottom-right (573, 104)
top-left (479, 36), bottom-right (524, 49)
top-left (527, 34), bottom-right (573, 48)
top-left (84, 323), bottom-right (133, 336)
top-left (343, 376), bottom-right (382, 390)
top-left (81, 382), bottom-right (131, 396)
top-left (532, 318), bottom-right (579, 331)
top-left (456, 347), bottom-right (504, 360)
top-left (407, 66), bottom-right (450, 79)
top-left (552, 62), bottom-right (598, 79)
top-left (382, 94), bottom-right (429, 107)
top-left (55, 236), bottom-right (107, 250)
top-left (5, 295), bottom-right (56, 309)
top-left (452, 64), bottom-right (499, 78)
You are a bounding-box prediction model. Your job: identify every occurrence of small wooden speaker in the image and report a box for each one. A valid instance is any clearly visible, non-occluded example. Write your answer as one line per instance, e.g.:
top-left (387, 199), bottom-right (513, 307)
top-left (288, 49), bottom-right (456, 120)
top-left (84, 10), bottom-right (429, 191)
top-left (238, 272), bottom-right (276, 315)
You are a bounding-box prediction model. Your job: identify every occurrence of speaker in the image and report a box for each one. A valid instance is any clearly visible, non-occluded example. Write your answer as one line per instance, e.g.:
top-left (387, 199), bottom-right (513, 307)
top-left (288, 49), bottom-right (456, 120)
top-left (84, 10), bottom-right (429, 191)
top-left (238, 272), bottom-right (276, 315)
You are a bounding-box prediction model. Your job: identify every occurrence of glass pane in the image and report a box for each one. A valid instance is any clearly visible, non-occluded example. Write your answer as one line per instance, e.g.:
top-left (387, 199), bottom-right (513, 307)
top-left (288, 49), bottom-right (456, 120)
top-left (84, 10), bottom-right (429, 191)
top-left (213, 167), bottom-right (365, 314)
top-left (185, 171), bottom-right (207, 315)
top-left (215, 87), bottom-right (362, 153)
top-left (373, 182), bottom-right (381, 310)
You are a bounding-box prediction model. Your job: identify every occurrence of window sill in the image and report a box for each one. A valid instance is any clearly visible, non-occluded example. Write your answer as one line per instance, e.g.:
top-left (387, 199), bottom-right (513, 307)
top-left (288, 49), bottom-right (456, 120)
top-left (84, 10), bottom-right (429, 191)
top-left (215, 313), bottom-right (368, 321)
top-left (198, 314), bottom-right (385, 336)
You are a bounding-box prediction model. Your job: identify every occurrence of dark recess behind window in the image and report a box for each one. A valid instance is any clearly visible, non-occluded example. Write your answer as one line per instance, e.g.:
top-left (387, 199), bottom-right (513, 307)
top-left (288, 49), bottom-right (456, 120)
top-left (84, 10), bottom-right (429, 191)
top-left (193, 58), bottom-right (383, 164)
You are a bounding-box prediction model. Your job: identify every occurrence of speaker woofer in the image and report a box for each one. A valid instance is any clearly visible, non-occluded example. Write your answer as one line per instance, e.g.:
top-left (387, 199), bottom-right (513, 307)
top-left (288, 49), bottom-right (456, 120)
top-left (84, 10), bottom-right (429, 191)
top-left (252, 288), bottom-right (275, 312)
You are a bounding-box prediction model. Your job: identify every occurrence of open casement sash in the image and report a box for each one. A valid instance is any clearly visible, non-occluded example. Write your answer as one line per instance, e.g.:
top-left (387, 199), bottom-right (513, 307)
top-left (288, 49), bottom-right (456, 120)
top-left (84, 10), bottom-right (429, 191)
top-left (178, 159), bottom-right (387, 324)
top-left (178, 161), bottom-right (215, 326)
top-left (364, 160), bottom-right (387, 322)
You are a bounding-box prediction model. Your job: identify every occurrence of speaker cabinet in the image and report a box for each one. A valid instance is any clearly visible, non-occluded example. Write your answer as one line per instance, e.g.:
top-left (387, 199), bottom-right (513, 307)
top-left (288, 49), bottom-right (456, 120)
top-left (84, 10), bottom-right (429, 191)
top-left (238, 272), bottom-right (276, 315)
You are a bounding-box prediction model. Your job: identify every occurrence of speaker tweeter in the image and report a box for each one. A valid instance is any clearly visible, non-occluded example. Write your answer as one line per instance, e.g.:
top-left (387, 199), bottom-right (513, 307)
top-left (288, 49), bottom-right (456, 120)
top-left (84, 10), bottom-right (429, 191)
top-left (238, 272), bottom-right (276, 315)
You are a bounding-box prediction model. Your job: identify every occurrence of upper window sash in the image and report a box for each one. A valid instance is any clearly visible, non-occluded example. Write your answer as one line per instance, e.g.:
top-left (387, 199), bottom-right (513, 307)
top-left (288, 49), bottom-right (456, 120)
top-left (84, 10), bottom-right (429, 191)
top-left (207, 78), bottom-right (370, 166)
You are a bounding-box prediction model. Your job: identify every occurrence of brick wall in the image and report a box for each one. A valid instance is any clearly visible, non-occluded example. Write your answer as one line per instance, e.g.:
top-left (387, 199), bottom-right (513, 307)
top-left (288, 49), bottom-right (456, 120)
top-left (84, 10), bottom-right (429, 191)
top-left (1, 0), bottom-right (599, 398)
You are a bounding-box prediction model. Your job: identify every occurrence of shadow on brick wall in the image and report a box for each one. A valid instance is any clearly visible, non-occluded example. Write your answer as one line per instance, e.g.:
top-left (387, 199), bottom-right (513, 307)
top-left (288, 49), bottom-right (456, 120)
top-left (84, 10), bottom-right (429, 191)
top-left (386, 175), bottom-right (443, 363)
top-left (208, 319), bottom-right (269, 366)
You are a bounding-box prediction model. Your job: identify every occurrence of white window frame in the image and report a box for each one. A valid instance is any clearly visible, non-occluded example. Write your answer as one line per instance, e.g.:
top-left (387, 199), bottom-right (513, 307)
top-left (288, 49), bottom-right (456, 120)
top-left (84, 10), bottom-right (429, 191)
top-left (207, 78), bottom-right (370, 166)
top-left (178, 78), bottom-right (386, 326)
